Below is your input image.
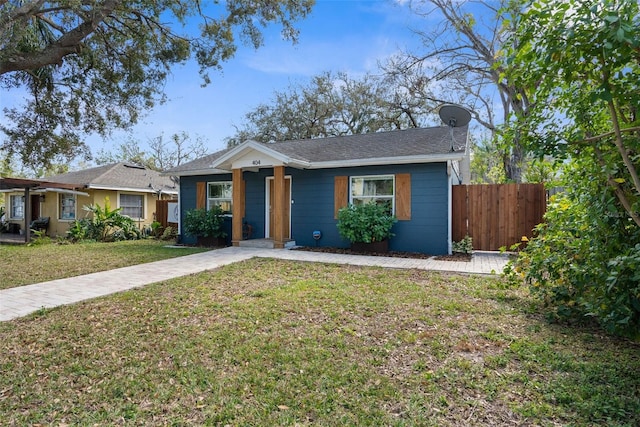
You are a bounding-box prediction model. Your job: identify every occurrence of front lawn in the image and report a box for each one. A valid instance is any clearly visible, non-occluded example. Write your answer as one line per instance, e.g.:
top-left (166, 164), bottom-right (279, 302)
top-left (0, 240), bottom-right (209, 290)
top-left (1, 259), bottom-right (637, 426)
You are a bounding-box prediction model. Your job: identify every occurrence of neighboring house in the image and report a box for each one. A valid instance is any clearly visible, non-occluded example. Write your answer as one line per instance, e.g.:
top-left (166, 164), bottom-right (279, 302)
top-left (165, 126), bottom-right (469, 255)
top-left (1, 163), bottom-right (178, 238)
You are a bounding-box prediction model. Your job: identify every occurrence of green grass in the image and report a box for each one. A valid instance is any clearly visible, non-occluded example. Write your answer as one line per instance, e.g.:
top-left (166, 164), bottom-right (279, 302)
top-left (1, 258), bottom-right (638, 426)
top-left (0, 239), bottom-right (209, 290)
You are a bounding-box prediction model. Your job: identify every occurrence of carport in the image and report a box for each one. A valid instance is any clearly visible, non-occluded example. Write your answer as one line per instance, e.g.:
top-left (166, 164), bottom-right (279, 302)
top-left (0, 177), bottom-right (82, 243)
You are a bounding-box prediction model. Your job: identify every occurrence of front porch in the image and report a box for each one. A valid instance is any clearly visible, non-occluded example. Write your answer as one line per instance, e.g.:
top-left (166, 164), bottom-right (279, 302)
top-left (227, 161), bottom-right (295, 249)
top-left (0, 233), bottom-right (27, 245)
top-left (237, 238), bottom-right (297, 249)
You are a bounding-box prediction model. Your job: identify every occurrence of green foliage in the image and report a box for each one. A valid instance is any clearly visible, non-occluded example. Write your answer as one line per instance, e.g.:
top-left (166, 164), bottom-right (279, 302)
top-left (510, 163), bottom-right (640, 338)
top-left (452, 235), bottom-right (473, 254)
top-left (504, 0), bottom-right (640, 338)
top-left (160, 226), bottom-right (177, 241)
top-left (225, 71), bottom-right (430, 146)
top-left (182, 207), bottom-right (227, 239)
top-left (0, 1), bottom-right (313, 169)
top-left (505, 0), bottom-right (640, 206)
top-left (150, 221), bottom-right (163, 238)
top-left (66, 219), bottom-right (93, 242)
top-left (26, 230), bottom-right (51, 247)
top-left (336, 203), bottom-right (396, 244)
top-left (67, 198), bottom-right (142, 242)
top-left (470, 135), bottom-right (509, 184)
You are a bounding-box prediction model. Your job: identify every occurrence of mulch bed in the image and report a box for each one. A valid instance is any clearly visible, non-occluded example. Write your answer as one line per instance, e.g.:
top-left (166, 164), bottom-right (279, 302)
top-left (293, 246), bottom-right (472, 262)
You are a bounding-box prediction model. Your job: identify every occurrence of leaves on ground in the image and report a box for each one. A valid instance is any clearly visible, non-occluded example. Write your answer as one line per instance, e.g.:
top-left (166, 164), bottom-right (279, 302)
top-left (0, 259), bottom-right (638, 426)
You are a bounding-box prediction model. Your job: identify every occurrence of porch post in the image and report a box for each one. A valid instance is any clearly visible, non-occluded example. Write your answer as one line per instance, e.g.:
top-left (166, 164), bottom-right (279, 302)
top-left (24, 187), bottom-right (31, 243)
top-left (273, 165), bottom-right (286, 249)
top-left (231, 168), bottom-right (245, 246)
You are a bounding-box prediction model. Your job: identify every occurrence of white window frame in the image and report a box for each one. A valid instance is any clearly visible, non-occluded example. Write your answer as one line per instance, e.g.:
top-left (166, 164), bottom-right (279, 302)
top-left (9, 194), bottom-right (24, 219)
top-left (118, 193), bottom-right (145, 219)
top-left (207, 181), bottom-right (233, 215)
top-left (350, 175), bottom-right (395, 214)
top-left (59, 193), bottom-right (76, 221)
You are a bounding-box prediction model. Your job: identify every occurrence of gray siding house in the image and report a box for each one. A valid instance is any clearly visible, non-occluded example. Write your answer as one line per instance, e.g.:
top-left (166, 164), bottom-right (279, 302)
top-left (164, 126), bottom-right (469, 255)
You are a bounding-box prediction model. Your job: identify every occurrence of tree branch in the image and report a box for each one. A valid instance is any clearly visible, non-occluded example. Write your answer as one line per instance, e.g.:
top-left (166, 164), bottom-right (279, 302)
top-left (0, 0), bottom-right (119, 75)
top-left (594, 146), bottom-right (640, 227)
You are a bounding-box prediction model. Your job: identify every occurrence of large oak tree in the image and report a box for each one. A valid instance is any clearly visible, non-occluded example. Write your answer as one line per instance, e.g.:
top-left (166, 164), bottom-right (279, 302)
top-left (393, 0), bottom-right (533, 182)
top-left (0, 0), bottom-right (313, 169)
top-left (225, 71), bottom-right (436, 146)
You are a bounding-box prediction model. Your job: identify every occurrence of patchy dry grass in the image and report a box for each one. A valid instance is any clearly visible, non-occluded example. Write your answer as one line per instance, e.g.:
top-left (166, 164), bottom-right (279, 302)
top-left (1, 258), bottom-right (638, 426)
top-left (0, 240), bottom-right (209, 290)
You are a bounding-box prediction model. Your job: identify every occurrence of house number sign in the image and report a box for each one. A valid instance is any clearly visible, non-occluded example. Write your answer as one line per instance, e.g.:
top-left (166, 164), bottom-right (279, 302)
top-left (252, 160), bottom-right (261, 165)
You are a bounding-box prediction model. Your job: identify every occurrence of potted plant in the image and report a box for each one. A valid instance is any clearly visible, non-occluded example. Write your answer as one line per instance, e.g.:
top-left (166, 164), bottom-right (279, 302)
top-left (336, 203), bottom-right (397, 252)
top-left (182, 206), bottom-right (228, 247)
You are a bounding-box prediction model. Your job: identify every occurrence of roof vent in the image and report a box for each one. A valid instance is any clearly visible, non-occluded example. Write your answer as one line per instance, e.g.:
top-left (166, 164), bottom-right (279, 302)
top-left (124, 163), bottom-right (146, 170)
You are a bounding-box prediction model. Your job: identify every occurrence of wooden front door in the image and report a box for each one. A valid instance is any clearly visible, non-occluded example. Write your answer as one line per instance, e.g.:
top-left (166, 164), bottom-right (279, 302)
top-left (267, 176), bottom-right (291, 239)
top-left (30, 194), bottom-right (40, 220)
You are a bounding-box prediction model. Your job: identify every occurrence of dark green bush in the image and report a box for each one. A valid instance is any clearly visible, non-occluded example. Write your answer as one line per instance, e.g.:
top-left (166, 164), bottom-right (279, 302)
top-left (336, 203), bottom-right (396, 244)
top-left (161, 226), bottom-right (177, 241)
top-left (182, 206), bottom-right (227, 239)
top-left (452, 235), bottom-right (473, 254)
top-left (509, 160), bottom-right (640, 339)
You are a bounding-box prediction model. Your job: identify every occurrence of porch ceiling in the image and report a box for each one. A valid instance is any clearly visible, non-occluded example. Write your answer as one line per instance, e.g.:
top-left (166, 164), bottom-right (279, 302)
top-left (0, 177), bottom-right (81, 192)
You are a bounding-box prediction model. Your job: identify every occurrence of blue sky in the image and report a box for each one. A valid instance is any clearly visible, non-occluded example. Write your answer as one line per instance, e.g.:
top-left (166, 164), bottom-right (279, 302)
top-left (87, 0), bottom-right (430, 157)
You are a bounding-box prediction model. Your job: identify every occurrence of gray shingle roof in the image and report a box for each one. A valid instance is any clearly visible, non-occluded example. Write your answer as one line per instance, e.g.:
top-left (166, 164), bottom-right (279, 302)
top-left (165, 126), bottom-right (468, 175)
top-left (268, 126), bottom-right (467, 162)
top-left (164, 149), bottom-right (233, 175)
top-left (46, 163), bottom-right (178, 193)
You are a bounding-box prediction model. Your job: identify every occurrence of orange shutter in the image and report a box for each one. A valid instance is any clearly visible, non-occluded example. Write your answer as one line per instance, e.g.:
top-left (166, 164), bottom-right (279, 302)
top-left (334, 176), bottom-right (349, 219)
top-left (395, 173), bottom-right (411, 220)
top-left (196, 182), bottom-right (206, 209)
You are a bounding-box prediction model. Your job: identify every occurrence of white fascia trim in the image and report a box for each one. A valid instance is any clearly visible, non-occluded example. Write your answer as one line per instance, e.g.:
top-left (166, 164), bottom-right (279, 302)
top-left (86, 184), bottom-right (178, 195)
top-left (307, 153), bottom-right (466, 169)
top-left (170, 154), bottom-right (464, 175)
top-left (0, 188), bottom-right (90, 197)
top-left (42, 188), bottom-right (90, 197)
top-left (209, 140), bottom-right (311, 170)
top-left (164, 169), bottom-right (231, 177)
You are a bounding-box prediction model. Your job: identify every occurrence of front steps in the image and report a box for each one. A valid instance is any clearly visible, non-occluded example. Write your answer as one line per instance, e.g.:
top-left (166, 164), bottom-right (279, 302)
top-left (237, 238), bottom-right (296, 249)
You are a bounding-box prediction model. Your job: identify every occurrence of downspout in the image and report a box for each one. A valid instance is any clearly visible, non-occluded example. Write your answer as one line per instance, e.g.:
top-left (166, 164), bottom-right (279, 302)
top-left (177, 189), bottom-right (182, 238)
top-left (169, 176), bottom-right (181, 239)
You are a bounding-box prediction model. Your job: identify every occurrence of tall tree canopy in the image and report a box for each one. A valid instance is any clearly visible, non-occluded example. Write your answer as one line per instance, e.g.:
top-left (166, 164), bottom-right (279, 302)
top-left (506, 0), bottom-right (640, 337)
top-left (0, 0), bottom-right (313, 169)
top-left (393, 0), bottom-right (533, 182)
top-left (225, 71), bottom-right (436, 146)
top-left (508, 0), bottom-right (640, 225)
top-left (95, 131), bottom-right (208, 171)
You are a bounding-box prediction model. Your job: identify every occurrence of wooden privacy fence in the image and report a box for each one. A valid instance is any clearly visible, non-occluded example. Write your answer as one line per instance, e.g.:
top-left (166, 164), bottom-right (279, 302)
top-left (452, 184), bottom-right (547, 251)
top-left (155, 199), bottom-right (178, 229)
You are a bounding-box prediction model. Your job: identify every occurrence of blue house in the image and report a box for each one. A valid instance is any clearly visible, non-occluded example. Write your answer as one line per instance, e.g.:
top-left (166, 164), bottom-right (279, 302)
top-left (165, 126), bottom-right (469, 255)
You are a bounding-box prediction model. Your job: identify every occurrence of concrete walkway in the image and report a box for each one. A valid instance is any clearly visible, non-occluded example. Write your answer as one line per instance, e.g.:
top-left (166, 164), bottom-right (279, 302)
top-left (0, 247), bottom-right (509, 322)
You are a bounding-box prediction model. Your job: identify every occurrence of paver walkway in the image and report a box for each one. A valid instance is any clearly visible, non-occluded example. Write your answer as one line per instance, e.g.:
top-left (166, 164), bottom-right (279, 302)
top-left (0, 247), bottom-right (509, 322)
